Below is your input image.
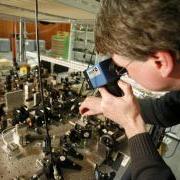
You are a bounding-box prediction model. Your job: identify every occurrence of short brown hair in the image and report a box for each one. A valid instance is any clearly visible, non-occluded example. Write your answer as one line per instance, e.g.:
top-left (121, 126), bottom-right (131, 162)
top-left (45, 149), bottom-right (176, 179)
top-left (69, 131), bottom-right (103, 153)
top-left (95, 0), bottom-right (180, 61)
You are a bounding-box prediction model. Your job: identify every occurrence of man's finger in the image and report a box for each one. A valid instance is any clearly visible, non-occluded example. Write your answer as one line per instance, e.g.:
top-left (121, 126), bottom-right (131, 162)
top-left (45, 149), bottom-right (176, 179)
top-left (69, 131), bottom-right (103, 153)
top-left (98, 87), bottom-right (112, 98)
top-left (117, 80), bottom-right (133, 96)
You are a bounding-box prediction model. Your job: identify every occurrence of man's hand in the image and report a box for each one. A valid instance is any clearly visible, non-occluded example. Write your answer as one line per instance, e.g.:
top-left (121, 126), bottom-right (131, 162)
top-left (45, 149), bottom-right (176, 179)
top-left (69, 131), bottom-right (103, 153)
top-left (79, 96), bottom-right (102, 116)
top-left (99, 80), bottom-right (146, 138)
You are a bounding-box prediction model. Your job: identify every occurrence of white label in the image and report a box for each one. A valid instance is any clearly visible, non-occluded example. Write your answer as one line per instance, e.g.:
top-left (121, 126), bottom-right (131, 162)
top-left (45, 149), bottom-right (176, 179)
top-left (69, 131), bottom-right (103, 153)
top-left (87, 66), bottom-right (101, 79)
top-left (108, 131), bottom-right (113, 136)
top-left (121, 154), bottom-right (130, 167)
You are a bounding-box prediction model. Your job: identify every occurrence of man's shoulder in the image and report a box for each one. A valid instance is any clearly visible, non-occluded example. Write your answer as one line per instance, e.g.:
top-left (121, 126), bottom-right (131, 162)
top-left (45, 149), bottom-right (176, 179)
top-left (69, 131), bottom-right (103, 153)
top-left (160, 90), bottom-right (180, 104)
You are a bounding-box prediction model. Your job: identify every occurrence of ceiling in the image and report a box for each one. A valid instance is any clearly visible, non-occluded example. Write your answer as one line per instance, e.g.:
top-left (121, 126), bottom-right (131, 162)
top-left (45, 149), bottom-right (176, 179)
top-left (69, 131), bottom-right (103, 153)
top-left (0, 0), bottom-right (98, 22)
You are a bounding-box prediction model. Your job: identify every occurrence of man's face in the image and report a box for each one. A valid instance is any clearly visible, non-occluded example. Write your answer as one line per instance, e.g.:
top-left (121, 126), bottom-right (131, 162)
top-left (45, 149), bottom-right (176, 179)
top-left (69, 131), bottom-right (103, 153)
top-left (112, 54), bottom-right (172, 91)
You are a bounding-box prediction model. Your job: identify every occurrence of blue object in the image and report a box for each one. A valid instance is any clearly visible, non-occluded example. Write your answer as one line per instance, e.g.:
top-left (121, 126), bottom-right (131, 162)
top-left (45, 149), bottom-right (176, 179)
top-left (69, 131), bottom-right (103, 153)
top-left (84, 58), bottom-right (119, 89)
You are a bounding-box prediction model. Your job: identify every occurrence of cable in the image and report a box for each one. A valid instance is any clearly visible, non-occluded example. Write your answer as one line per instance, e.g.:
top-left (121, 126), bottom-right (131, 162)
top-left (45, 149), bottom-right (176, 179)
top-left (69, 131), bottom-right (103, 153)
top-left (35, 0), bottom-right (52, 157)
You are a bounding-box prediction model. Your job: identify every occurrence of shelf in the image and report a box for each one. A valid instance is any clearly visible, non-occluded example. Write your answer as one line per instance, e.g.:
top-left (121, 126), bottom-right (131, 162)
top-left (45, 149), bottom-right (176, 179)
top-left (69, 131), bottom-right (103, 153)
top-left (72, 30), bottom-right (86, 33)
top-left (71, 30), bottom-right (94, 33)
top-left (26, 51), bottom-right (90, 71)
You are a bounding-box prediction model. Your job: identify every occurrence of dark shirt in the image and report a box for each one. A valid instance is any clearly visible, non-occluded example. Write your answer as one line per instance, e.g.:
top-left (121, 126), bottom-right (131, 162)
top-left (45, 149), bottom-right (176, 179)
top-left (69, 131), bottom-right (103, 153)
top-left (128, 91), bottom-right (180, 180)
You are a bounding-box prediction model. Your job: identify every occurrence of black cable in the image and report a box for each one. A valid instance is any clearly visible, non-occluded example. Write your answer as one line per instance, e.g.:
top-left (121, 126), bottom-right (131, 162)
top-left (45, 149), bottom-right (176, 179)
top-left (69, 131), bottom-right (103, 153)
top-left (35, 0), bottom-right (52, 155)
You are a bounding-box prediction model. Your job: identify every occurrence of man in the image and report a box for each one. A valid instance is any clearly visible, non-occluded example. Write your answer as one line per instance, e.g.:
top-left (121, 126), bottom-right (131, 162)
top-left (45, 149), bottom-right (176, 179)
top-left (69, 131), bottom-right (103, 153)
top-left (79, 0), bottom-right (180, 179)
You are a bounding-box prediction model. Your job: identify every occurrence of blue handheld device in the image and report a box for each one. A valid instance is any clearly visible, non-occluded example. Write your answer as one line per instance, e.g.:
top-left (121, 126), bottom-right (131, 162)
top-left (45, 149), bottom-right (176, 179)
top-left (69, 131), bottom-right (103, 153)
top-left (83, 58), bottom-right (127, 96)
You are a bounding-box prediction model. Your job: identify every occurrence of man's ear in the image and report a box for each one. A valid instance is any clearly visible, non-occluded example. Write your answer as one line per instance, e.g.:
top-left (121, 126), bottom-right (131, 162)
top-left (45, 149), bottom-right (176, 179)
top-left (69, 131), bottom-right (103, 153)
top-left (151, 51), bottom-right (175, 78)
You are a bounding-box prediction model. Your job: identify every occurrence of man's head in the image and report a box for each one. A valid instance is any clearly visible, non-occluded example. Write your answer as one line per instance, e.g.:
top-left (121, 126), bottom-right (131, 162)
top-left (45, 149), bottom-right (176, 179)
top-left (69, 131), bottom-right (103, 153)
top-left (95, 0), bottom-right (180, 91)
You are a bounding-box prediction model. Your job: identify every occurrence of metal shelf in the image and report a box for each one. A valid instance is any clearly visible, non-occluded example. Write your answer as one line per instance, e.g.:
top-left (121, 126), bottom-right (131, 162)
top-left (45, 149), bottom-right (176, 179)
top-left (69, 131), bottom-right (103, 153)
top-left (26, 51), bottom-right (90, 71)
